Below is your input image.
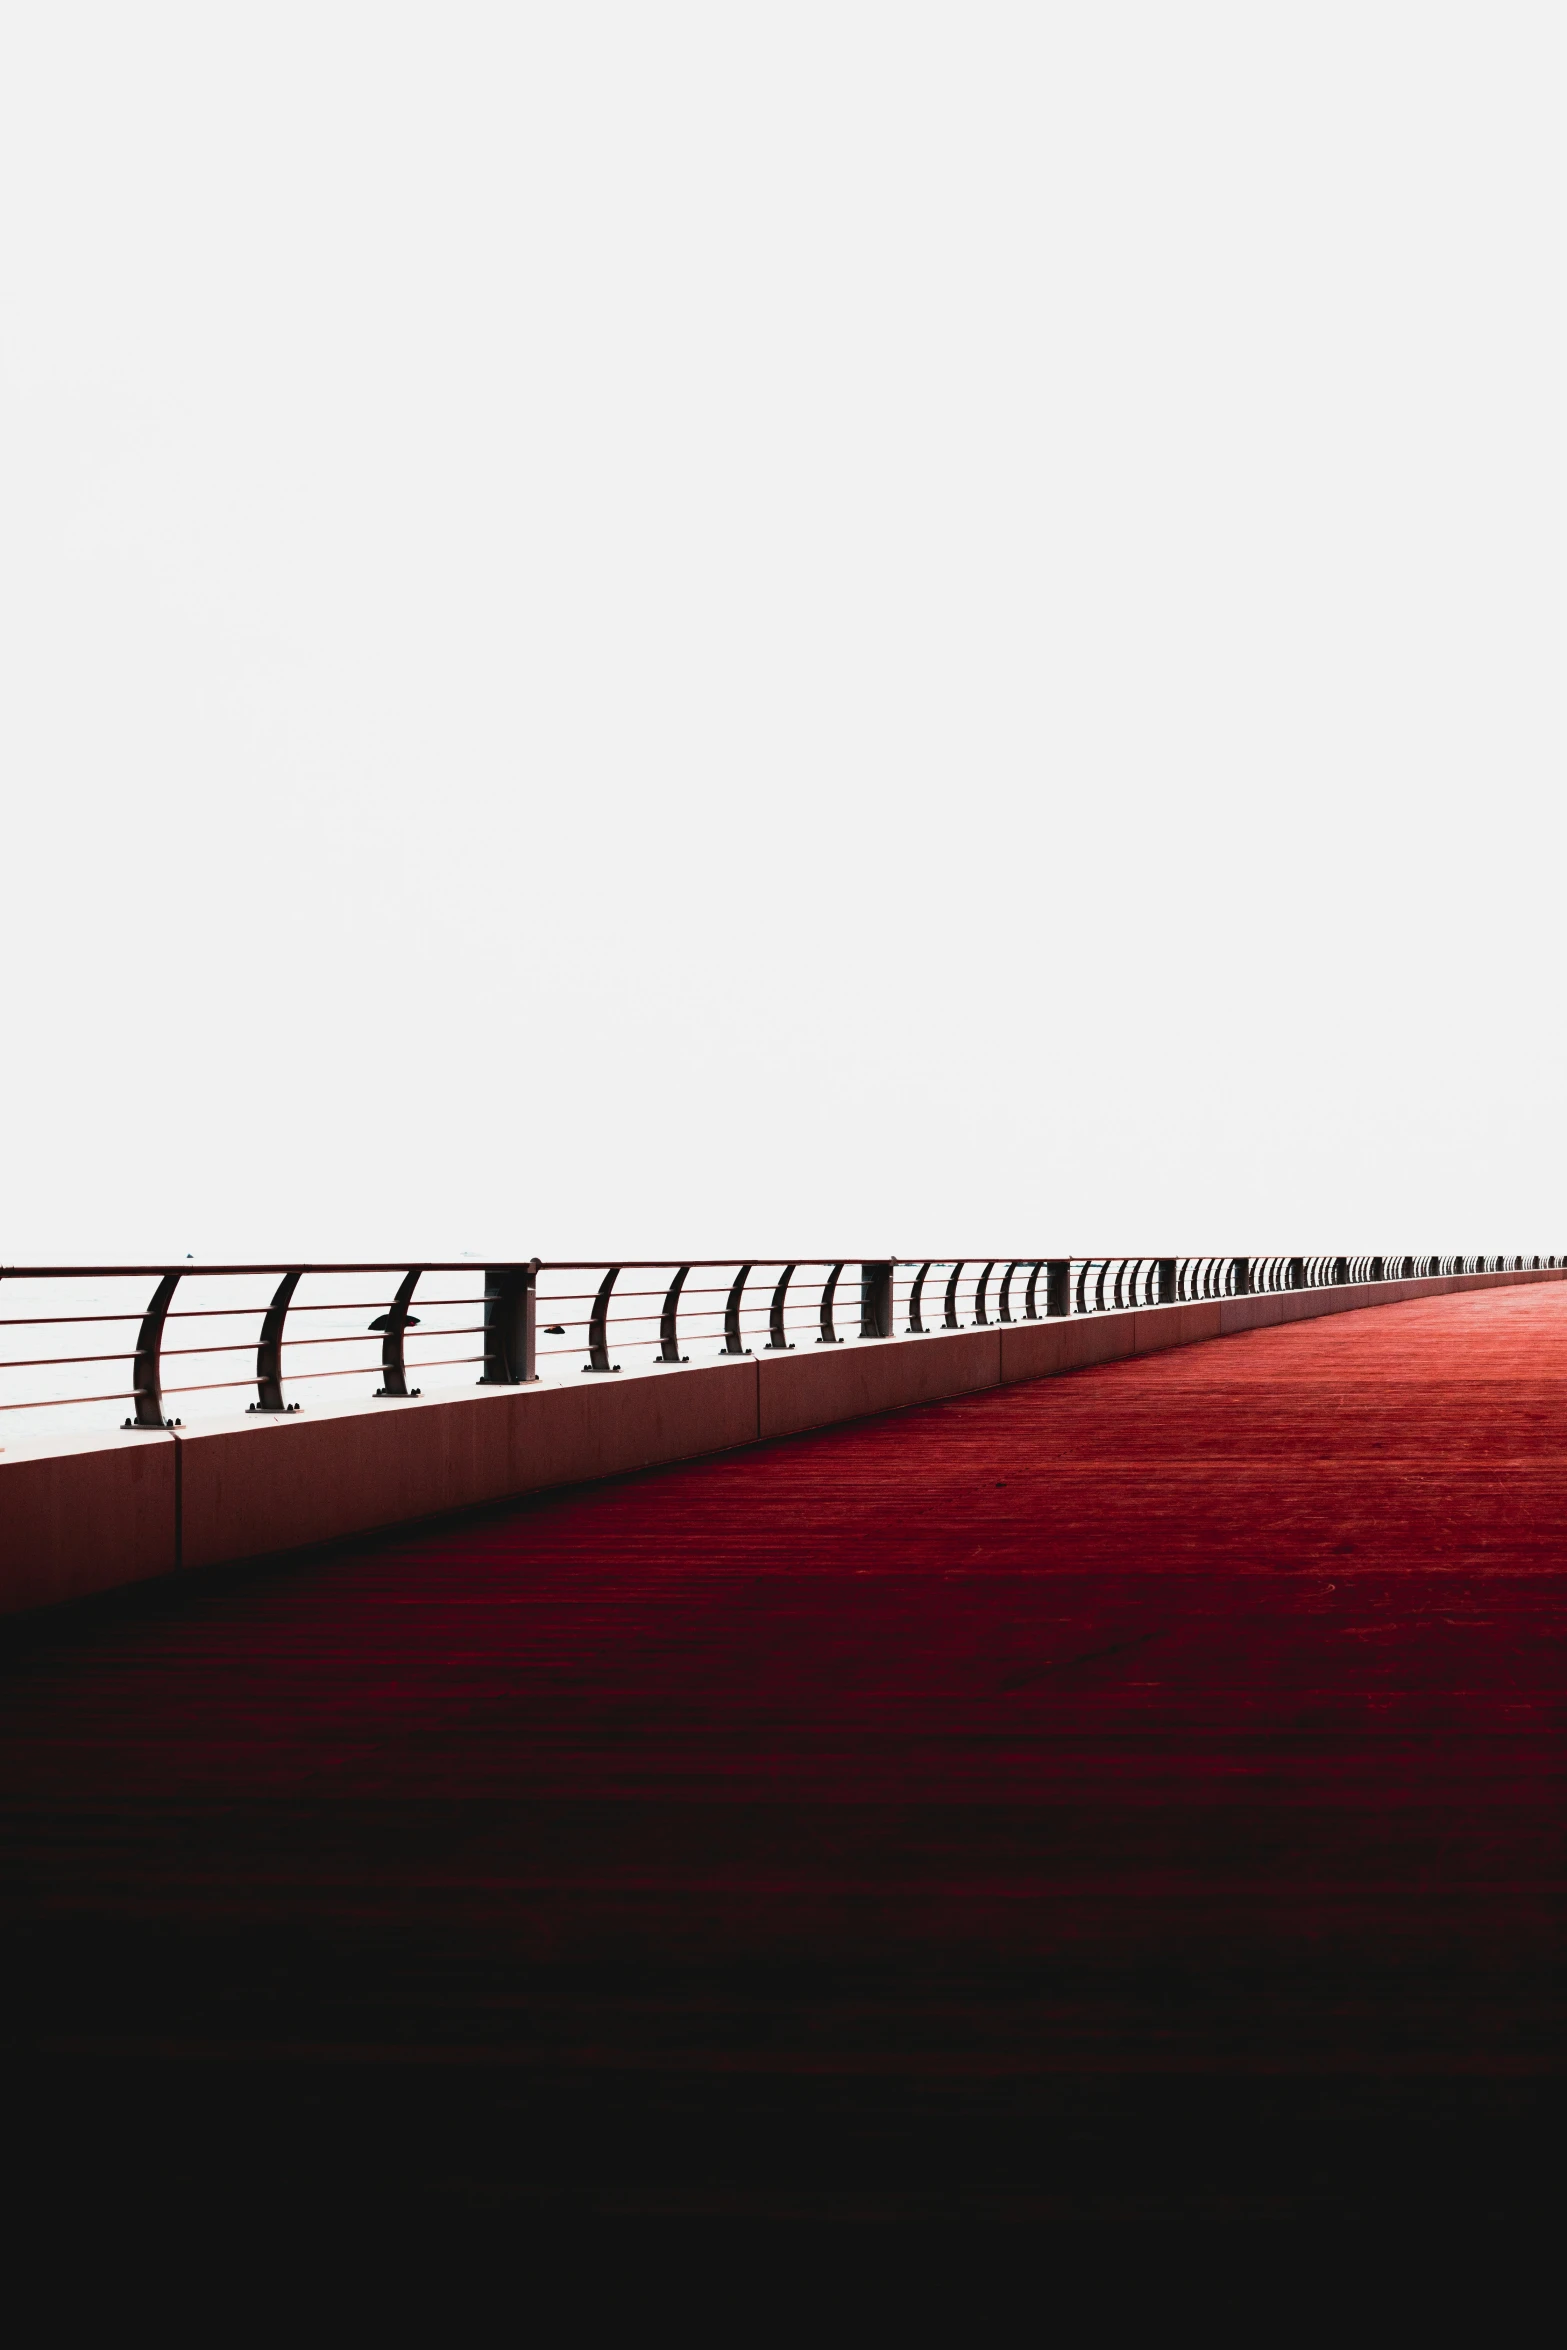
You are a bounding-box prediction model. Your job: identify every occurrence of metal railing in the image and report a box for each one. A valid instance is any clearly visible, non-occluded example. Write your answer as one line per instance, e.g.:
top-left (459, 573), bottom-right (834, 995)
top-left (0, 1254), bottom-right (1556, 1440)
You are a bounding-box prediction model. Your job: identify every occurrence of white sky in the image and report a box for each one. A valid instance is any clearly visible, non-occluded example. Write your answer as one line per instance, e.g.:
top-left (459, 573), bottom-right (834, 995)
top-left (3, 4), bottom-right (1564, 1265)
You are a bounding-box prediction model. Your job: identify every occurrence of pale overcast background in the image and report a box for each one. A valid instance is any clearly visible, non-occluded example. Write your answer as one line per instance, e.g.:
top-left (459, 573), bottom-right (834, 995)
top-left (3, 4), bottom-right (1563, 1264)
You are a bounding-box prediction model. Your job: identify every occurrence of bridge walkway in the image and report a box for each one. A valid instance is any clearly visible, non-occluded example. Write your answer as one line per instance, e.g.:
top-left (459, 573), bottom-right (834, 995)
top-left (5, 1282), bottom-right (1567, 2232)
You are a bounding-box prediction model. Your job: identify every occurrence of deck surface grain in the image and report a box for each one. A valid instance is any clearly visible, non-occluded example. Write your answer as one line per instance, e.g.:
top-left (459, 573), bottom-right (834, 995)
top-left (6, 1284), bottom-right (1567, 2227)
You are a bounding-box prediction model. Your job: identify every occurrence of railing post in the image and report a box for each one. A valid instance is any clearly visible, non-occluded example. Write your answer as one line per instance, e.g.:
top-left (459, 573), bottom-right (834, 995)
top-left (125, 1271), bottom-right (181, 1430)
top-left (1157, 1258), bottom-right (1176, 1305)
top-left (656, 1265), bottom-right (691, 1362)
top-left (973, 1260), bottom-right (995, 1325)
top-left (1232, 1256), bottom-right (1252, 1297)
top-left (479, 1261), bottom-right (539, 1385)
top-left (818, 1263), bottom-right (845, 1345)
top-left (1046, 1259), bottom-right (1071, 1317)
top-left (722, 1264), bottom-right (753, 1356)
top-left (860, 1261), bottom-right (893, 1340)
top-left (1288, 1257), bottom-right (1305, 1290)
top-left (373, 1270), bottom-right (422, 1398)
top-left (585, 1266), bottom-right (622, 1372)
top-left (767, 1265), bottom-right (795, 1351)
top-left (251, 1268), bottom-right (303, 1413)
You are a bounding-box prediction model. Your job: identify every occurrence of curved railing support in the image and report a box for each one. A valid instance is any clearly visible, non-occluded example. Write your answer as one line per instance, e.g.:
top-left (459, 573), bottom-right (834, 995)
top-left (818, 1262), bottom-right (844, 1346)
top-left (656, 1265), bottom-right (690, 1363)
top-left (372, 1270), bottom-right (423, 1398)
top-left (585, 1266), bottom-right (621, 1373)
top-left (999, 1262), bottom-right (1020, 1323)
top-left (251, 1268), bottom-right (303, 1414)
top-left (721, 1264), bottom-right (753, 1356)
top-left (125, 1271), bottom-right (181, 1430)
top-left (1117, 1259), bottom-right (1149, 1311)
top-left (973, 1260), bottom-right (995, 1325)
top-left (943, 1263), bottom-right (964, 1330)
top-left (767, 1264), bottom-right (795, 1351)
top-left (907, 1262), bottom-right (931, 1334)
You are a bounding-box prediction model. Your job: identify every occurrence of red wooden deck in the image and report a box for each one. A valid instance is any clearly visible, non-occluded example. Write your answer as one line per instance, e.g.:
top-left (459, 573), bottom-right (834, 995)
top-left (6, 1282), bottom-right (1567, 2233)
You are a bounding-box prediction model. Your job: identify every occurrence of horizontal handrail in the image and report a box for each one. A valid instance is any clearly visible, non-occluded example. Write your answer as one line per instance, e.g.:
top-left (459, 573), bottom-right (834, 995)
top-left (0, 1254), bottom-right (1556, 1433)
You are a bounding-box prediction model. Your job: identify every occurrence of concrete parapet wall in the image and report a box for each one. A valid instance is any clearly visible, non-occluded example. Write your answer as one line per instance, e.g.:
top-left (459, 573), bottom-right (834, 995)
top-left (1000, 1312), bottom-right (1139, 1384)
top-left (178, 1361), bottom-right (761, 1573)
top-left (0, 1431), bottom-right (177, 1614)
top-left (758, 1327), bottom-right (1001, 1441)
top-left (3, 1264), bottom-right (1563, 1617)
top-left (1133, 1301), bottom-right (1225, 1354)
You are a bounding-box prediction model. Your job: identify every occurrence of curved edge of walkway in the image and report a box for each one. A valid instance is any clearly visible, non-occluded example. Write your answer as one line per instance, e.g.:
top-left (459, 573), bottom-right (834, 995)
top-left (3, 1265), bottom-right (1561, 1621)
